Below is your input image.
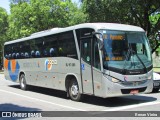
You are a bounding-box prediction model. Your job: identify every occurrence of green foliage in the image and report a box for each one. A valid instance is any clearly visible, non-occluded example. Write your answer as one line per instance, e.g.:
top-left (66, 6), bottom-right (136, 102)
top-left (1, 0), bottom-right (160, 53)
top-left (0, 7), bottom-right (8, 42)
top-left (82, 0), bottom-right (160, 51)
top-left (0, 7), bottom-right (8, 65)
top-left (150, 13), bottom-right (160, 25)
top-left (67, 3), bottom-right (87, 26)
top-left (8, 2), bottom-right (33, 39)
top-left (83, 0), bottom-right (160, 34)
top-left (8, 0), bottom-right (87, 39)
top-left (82, 0), bottom-right (122, 22)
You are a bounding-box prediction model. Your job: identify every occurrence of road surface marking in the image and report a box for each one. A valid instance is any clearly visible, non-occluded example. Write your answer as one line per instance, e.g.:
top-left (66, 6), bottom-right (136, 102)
top-left (1, 88), bottom-right (160, 111)
top-left (104, 101), bottom-right (160, 111)
top-left (0, 89), bottom-right (86, 111)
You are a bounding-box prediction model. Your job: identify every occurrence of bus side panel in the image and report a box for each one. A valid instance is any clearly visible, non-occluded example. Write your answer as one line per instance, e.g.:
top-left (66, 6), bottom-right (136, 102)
top-left (4, 59), bottom-right (20, 83)
top-left (13, 57), bottom-right (81, 92)
top-left (54, 57), bottom-right (81, 91)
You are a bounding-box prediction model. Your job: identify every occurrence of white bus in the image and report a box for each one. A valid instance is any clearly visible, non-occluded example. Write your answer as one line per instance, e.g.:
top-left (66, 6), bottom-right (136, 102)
top-left (4, 23), bottom-right (153, 101)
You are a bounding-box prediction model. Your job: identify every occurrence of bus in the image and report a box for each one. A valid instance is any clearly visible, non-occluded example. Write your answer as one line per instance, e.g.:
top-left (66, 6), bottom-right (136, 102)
top-left (4, 23), bottom-right (153, 101)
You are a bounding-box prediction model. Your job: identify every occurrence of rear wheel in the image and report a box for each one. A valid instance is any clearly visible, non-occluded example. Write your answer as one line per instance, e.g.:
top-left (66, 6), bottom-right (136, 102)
top-left (68, 79), bottom-right (82, 101)
top-left (152, 88), bottom-right (159, 93)
top-left (19, 74), bottom-right (27, 90)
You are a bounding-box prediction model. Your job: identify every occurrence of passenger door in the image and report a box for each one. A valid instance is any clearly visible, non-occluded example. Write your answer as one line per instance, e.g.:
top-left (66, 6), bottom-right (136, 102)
top-left (80, 36), bottom-right (102, 95)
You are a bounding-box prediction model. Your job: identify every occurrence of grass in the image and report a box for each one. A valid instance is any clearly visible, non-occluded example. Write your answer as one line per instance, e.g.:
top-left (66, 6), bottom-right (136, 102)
top-left (153, 68), bottom-right (160, 72)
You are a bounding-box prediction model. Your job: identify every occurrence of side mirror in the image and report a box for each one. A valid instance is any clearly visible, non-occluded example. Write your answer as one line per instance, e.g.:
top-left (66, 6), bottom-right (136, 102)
top-left (156, 31), bottom-right (160, 40)
top-left (92, 32), bottom-right (104, 50)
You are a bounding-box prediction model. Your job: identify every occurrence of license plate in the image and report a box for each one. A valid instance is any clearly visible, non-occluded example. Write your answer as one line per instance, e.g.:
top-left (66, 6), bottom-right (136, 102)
top-left (130, 90), bottom-right (139, 94)
top-left (154, 82), bottom-right (160, 87)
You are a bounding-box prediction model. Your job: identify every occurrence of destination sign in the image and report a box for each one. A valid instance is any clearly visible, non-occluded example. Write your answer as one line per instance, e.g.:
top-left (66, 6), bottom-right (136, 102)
top-left (110, 35), bottom-right (124, 40)
top-left (103, 34), bottom-right (124, 40)
top-left (106, 56), bottom-right (123, 61)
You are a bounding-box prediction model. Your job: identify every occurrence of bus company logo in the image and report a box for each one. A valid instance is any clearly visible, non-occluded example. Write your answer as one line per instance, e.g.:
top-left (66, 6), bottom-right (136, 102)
top-left (45, 59), bottom-right (52, 71)
top-left (4, 59), bottom-right (20, 81)
top-left (45, 59), bottom-right (57, 71)
top-left (124, 76), bottom-right (128, 82)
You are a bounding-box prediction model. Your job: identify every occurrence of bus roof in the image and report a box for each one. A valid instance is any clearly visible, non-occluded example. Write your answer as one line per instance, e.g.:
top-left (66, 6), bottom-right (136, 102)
top-left (5, 23), bottom-right (145, 45)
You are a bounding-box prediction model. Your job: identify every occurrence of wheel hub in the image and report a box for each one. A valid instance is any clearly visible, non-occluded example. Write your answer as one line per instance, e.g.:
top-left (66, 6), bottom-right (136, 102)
top-left (21, 78), bottom-right (25, 88)
top-left (71, 84), bottom-right (78, 96)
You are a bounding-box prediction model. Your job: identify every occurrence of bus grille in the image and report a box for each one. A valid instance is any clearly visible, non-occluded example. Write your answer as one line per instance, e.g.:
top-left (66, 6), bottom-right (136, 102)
top-left (121, 87), bottom-right (147, 94)
top-left (120, 80), bottom-right (147, 87)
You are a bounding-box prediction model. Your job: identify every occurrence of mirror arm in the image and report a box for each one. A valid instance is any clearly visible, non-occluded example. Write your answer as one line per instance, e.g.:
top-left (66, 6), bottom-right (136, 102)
top-left (92, 32), bottom-right (104, 50)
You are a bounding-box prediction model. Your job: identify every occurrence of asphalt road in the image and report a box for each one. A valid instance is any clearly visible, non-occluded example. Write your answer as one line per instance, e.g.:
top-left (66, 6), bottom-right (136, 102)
top-left (0, 73), bottom-right (160, 119)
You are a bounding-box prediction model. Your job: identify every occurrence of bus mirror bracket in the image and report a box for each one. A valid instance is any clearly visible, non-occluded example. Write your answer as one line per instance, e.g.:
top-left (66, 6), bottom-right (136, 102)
top-left (92, 32), bottom-right (104, 50)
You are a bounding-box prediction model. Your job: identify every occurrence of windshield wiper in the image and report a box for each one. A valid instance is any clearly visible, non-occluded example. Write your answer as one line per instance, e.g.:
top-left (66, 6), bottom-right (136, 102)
top-left (122, 48), bottom-right (131, 74)
top-left (132, 50), bottom-right (148, 73)
top-left (122, 44), bottom-right (147, 74)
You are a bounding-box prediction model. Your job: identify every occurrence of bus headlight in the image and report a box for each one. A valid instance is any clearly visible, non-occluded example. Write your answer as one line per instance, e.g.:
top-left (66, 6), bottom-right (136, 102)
top-left (112, 77), bottom-right (120, 83)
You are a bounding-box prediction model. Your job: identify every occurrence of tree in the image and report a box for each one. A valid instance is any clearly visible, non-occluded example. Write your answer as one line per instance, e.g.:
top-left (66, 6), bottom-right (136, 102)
top-left (8, 1), bottom-right (33, 39)
top-left (67, 2), bottom-right (87, 26)
top-left (8, 0), bottom-right (87, 39)
top-left (0, 7), bottom-right (8, 42)
top-left (10, 0), bottom-right (30, 4)
top-left (149, 9), bottom-right (160, 53)
top-left (0, 7), bottom-right (8, 67)
top-left (82, 0), bottom-right (129, 23)
top-left (82, 0), bottom-right (160, 51)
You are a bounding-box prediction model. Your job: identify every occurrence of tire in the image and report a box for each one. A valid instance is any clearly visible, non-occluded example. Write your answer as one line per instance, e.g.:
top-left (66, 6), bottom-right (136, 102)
top-left (19, 74), bottom-right (27, 90)
top-left (152, 88), bottom-right (159, 93)
top-left (68, 79), bottom-right (82, 101)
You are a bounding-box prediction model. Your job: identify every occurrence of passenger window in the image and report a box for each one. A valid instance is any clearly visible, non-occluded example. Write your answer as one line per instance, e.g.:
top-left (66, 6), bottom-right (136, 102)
top-left (50, 48), bottom-right (56, 57)
top-left (81, 39), bottom-right (91, 65)
top-left (43, 49), bottom-right (48, 57)
top-left (93, 38), bottom-right (101, 70)
top-left (20, 53), bottom-right (25, 58)
top-left (35, 51), bottom-right (40, 57)
top-left (25, 52), bottom-right (29, 58)
top-left (16, 53), bottom-right (20, 58)
top-left (31, 50), bottom-right (35, 57)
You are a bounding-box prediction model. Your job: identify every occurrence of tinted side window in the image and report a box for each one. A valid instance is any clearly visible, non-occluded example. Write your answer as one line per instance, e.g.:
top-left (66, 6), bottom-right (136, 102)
top-left (93, 38), bottom-right (101, 70)
top-left (4, 45), bottom-right (12, 59)
top-left (4, 43), bottom-right (21, 59)
top-left (34, 38), bottom-right (43, 58)
top-left (25, 41), bottom-right (31, 58)
top-left (58, 31), bottom-right (77, 59)
top-left (4, 31), bottom-right (78, 59)
top-left (43, 35), bottom-right (58, 57)
top-left (76, 28), bottom-right (95, 50)
top-left (81, 39), bottom-right (91, 65)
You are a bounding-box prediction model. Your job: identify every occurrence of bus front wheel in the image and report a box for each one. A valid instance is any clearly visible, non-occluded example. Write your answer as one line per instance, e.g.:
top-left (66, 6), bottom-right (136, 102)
top-left (19, 74), bottom-right (27, 90)
top-left (68, 79), bottom-right (82, 101)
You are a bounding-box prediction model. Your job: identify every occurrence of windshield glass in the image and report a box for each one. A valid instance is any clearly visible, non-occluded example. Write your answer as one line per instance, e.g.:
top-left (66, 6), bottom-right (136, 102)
top-left (99, 30), bottom-right (152, 73)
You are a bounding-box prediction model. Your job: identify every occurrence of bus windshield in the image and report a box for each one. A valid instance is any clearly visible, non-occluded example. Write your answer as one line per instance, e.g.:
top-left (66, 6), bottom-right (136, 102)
top-left (99, 30), bottom-right (152, 74)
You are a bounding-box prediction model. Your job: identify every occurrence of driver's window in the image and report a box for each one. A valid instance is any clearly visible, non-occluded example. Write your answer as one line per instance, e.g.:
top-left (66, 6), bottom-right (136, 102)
top-left (93, 38), bottom-right (101, 70)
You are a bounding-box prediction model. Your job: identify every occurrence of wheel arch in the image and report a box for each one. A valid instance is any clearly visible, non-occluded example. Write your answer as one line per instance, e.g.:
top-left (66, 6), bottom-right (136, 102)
top-left (19, 71), bottom-right (25, 81)
top-left (65, 73), bottom-right (80, 92)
